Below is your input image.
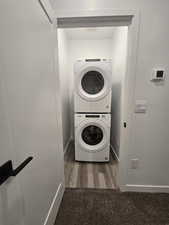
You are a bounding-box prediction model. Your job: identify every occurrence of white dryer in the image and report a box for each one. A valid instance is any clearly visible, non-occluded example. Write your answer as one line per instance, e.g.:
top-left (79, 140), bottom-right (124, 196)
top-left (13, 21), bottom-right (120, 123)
top-left (74, 113), bottom-right (111, 162)
top-left (74, 59), bottom-right (112, 113)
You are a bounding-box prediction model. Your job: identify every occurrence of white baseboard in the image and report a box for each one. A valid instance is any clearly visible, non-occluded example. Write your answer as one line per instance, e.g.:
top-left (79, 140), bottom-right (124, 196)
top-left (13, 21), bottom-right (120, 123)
top-left (44, 183), bottom-right (65, 225)
top-left (64, 138), bottom-right (72, 155)
top-left (110, 145), bottom-right (120, 162)
top-left (121, 184), bottom-right (169, 193)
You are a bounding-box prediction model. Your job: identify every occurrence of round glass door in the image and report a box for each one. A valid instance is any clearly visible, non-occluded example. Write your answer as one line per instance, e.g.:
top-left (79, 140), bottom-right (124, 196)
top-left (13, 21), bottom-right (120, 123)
top-left (81, 125), bottom-right (103, 146)
top-left (81, 71), bottom-right (104, 95)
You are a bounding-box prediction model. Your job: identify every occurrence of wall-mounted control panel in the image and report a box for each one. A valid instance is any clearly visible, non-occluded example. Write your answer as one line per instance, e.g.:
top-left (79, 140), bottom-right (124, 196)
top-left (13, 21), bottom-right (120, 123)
top-left (151, 69), bottom-right (165, 81)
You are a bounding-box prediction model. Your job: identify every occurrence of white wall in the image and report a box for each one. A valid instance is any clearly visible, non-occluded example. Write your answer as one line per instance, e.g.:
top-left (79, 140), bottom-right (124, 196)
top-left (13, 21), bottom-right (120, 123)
top-left (58, 29), bottom-right (72, 151)
top-left (51, 0), bottom-right (169, 191)
top-left (111, 27), bottom-right (128, 156)
top-left (0, 0), bottom-right (64, 224)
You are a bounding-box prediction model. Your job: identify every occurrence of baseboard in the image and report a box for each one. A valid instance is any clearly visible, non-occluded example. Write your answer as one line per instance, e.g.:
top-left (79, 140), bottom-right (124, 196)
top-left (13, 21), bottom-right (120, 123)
top-left (44, 183), bottom-right (65, 225)
top-left (64, 138), bottom-right (72, 155)
top-left (121, 184), bottom-right (169, 193)
top-left (110, 145), bottom-right (120, 162)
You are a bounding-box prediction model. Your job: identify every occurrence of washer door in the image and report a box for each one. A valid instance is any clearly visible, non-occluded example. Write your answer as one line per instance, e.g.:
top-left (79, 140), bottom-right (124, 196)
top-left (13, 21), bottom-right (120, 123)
top-left (77, 121), bottom-right (108, 152)
top-left (82, 125), bottom-right (103, 145)
top-left (77, 66), bottom-right (111, 101)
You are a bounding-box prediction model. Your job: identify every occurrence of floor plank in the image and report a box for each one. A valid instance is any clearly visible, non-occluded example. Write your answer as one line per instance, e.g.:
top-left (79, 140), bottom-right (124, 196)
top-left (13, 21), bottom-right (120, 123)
top-left (64, 141), bottom-right (119, 190)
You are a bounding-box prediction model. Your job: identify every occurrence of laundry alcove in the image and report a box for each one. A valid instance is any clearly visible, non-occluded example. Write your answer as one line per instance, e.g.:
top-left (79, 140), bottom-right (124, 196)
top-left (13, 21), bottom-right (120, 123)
top-left (56, 11), bottom-right (139, 190)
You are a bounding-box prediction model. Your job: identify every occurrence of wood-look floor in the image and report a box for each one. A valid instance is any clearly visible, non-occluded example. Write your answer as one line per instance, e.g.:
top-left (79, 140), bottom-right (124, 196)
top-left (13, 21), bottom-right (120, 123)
top-left (64, 141), bottom-right (119, 190)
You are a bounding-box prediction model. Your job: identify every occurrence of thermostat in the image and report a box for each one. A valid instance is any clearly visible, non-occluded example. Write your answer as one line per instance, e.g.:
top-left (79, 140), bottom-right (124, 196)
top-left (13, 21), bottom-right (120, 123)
top-left (151, 69), bottom-right (165, 81)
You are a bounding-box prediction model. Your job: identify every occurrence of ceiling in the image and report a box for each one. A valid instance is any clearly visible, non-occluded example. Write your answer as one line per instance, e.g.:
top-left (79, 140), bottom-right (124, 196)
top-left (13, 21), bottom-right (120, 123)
top-left (63, 27), bottom-right (120, 40)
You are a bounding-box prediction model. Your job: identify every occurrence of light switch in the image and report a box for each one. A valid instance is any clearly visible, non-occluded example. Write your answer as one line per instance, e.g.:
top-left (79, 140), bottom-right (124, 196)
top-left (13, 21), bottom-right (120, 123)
top-left (135, 100), bottom-right (147, 113)
top-left (131, 158), bottom-right (139, 169)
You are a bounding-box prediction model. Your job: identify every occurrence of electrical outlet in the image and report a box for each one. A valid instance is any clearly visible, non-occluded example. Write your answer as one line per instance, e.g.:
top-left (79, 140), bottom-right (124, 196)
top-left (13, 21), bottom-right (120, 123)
top-left (131, 159), bottom-right (139, 169)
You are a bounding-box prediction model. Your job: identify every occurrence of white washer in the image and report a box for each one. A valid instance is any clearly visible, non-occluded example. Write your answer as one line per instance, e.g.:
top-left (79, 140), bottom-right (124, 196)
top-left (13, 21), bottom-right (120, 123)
top-left (74, 59), bottom-right (112, 113)
top-left (75, 113), bottom-right (111, 162)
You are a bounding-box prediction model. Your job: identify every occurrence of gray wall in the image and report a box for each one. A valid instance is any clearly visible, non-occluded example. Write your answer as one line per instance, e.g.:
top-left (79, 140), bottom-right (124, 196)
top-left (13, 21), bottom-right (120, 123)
top-left (58, 29), bottom-right (72, 151)
top-left (111, 27), bottom-right (128, 157)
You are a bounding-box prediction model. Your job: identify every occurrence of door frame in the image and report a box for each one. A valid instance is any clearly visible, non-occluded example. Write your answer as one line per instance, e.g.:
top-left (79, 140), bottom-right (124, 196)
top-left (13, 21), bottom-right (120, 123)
top-left (55, 9), bottom-right (140, 191)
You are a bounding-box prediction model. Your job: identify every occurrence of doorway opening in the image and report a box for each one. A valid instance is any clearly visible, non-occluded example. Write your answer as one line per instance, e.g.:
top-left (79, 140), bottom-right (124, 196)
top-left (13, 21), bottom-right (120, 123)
top-left (56, 12), bottom-right (138, 191)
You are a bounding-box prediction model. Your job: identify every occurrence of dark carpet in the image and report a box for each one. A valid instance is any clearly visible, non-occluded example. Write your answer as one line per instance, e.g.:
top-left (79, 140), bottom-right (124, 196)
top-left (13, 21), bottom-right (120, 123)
top-left (55, 188), bottom-right (169, 225)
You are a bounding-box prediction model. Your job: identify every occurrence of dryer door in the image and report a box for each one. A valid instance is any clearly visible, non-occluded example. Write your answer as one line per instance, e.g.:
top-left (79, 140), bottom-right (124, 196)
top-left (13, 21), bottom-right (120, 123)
top-left (77, 121), bottom-right (108, 152)
top-left (77, 66), bottom-right (111, 101)
top-left (81, 71), bottom-right (104, 95)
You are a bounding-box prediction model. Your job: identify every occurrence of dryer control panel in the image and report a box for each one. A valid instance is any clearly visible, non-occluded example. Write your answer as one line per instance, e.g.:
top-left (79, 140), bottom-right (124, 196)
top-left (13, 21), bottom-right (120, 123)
top-left (85, 115), bottom-right (100, 118)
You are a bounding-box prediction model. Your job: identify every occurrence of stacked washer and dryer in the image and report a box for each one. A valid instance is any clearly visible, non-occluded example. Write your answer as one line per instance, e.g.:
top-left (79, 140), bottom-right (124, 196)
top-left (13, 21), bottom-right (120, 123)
top-left (74, 59), bottom-right (112, 162)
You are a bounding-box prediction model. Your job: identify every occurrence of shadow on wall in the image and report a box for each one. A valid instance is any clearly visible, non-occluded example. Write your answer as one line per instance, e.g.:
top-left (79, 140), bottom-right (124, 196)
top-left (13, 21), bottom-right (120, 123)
top-left (111, 81), bottom-right (121, 157)
top-left (71, 90), bottom-right (75, 139)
